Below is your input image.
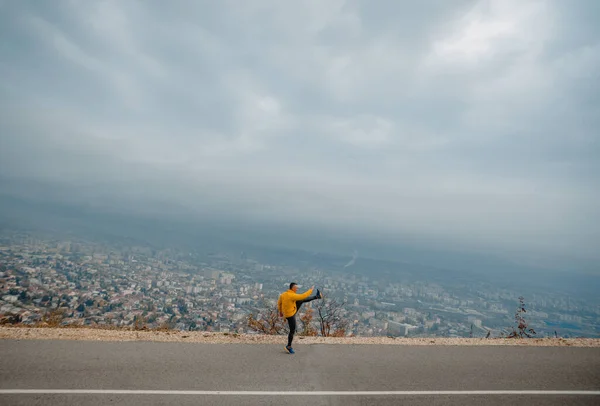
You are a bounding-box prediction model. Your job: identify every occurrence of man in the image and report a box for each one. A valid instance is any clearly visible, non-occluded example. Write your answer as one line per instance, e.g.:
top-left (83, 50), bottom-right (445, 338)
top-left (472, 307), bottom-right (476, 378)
top-left (278, 282), bottom-right (322, 354)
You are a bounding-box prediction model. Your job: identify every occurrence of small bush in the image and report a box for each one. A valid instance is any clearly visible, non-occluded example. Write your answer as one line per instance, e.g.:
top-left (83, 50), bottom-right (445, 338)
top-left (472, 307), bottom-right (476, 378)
top-left (508, 296), bottom-right (536, 338)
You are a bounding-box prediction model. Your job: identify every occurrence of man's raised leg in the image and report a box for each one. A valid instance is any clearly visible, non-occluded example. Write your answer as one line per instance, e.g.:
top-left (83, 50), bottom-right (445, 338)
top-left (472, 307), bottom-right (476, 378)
top-left (295, 289), bottom-right (320, 310)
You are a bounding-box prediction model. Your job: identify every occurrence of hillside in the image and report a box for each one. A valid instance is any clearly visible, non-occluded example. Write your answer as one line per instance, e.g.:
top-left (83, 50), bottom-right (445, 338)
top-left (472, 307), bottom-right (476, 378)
top-left (1, 326), bottom-right (599, 347)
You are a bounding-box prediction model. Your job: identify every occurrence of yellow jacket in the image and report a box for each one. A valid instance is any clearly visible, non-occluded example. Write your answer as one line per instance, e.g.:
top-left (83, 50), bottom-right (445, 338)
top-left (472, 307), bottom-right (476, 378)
top-left (277, 288), bottom-right (313, 318)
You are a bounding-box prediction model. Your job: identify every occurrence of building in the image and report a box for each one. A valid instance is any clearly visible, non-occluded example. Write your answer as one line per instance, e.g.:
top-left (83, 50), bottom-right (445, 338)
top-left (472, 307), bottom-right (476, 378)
top-left (388, 321), bottom-right (415, 337)
top-left (204, 270), bottom-right (221, 279)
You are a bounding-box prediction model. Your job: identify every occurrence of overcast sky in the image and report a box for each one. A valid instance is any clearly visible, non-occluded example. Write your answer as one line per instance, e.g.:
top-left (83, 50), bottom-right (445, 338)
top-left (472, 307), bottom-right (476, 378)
top-left (1, 0), bottom-right (598, 269)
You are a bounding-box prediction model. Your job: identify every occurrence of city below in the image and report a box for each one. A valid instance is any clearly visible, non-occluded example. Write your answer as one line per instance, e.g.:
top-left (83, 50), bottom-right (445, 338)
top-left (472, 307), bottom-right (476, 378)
top-left (1, 229), bottom-right (598, 338)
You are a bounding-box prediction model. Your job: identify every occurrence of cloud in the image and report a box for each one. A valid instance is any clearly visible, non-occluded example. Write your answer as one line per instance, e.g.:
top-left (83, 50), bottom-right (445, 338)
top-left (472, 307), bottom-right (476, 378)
top-left (327, 115), bottom-right (393, 148)
top-left (0, 0), bottom-right (599, 269)
top-left (431, 0), bottom-right (553, 63)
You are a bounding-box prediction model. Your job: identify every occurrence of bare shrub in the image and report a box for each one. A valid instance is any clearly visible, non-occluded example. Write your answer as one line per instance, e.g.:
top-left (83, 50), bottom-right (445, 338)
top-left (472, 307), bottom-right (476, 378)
top-left (315, 297), bottom-right (348, 337)
top-left (508, 296), bottom-right (536, 338)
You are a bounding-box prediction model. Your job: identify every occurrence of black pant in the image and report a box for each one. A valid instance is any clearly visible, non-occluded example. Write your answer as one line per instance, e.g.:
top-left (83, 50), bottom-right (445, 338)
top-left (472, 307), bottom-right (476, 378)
top-left (286, 295), bottom-right (317, 347)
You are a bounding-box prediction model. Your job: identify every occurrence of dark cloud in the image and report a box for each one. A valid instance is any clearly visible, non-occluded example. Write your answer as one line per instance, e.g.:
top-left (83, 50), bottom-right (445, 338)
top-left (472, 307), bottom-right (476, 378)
top-left (0, 0), bottom-right (598, 270)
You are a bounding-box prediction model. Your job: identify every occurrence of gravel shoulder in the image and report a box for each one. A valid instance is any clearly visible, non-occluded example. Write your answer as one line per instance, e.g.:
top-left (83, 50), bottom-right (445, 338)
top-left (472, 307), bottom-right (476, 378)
top-left (1, 326), bottom-right (599, 346)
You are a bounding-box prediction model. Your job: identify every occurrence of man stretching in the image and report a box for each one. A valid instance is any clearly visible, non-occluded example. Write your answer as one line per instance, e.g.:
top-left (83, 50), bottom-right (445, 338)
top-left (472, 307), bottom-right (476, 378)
top-left (278, 282), bottom-right (322, 354)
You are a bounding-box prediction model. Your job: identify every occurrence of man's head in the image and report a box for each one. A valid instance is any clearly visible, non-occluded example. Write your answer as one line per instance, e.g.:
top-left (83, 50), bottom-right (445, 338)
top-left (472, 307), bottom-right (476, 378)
top-left (289, 282), bottom-right (298, 292)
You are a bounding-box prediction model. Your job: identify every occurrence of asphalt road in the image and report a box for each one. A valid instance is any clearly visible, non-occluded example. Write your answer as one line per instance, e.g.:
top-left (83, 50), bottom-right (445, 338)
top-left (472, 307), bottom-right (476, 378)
top-left (0, 339), bottom-right (599, 405)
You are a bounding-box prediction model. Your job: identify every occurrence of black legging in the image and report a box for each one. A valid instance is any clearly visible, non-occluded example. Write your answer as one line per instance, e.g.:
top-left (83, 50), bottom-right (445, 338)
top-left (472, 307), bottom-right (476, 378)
top-left (286, 295), bottom-right (317, 347)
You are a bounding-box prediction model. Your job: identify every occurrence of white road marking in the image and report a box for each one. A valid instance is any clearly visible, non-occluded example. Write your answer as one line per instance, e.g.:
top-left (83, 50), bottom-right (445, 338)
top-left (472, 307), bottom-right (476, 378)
top-left (0, 390), bottom-right (598, 396)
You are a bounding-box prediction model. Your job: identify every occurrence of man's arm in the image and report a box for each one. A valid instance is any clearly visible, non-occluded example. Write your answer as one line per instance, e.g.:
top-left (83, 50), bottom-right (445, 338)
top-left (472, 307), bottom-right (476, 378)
top-left (277, 294), bottom-right (283, 316)
top-left (289, 287), bottom-right (314, 301)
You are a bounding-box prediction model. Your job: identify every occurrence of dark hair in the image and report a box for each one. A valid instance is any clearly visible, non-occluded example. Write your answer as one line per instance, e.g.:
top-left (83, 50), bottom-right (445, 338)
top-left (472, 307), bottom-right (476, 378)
top-left (289, 282), bottom-right (298, 289)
